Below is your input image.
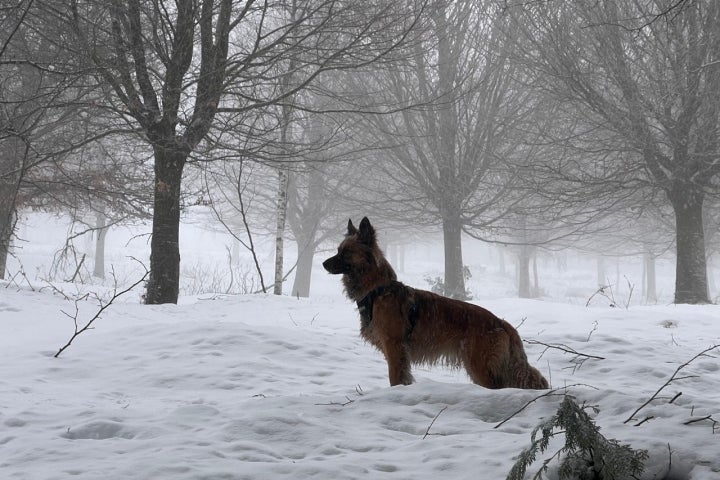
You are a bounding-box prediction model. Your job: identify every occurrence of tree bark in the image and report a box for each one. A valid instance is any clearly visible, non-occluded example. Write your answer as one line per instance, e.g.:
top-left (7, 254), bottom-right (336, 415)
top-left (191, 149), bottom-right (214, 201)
top-left (0, 208), bottom-right (14, 280)
top-left (442, 213), bottom-right (466, 299)
top-left (291, 234), bottom-right (314, 298)
top-left (532, 253), bottom-right (539, 296)
top-left (644, 249), bottom-right (657, 304)
top-left (642, 242), bottom-right (657, 304)
top-left (0, 137), bottom-right (24, 280)
top-left (670, 190), bottom-right (709, 304)
top-left (597, 256), bottom-right (606, 287)
top-left (93, 210), bottom-right (108, 279)
top-left (517, 245), bottom-right (532, 299)
top-left (274, 168), bottom-right (289, 296)
top-left (0, 190), bottom-right (15, 280)
top-left (145, 147), bottom-right (185, 304)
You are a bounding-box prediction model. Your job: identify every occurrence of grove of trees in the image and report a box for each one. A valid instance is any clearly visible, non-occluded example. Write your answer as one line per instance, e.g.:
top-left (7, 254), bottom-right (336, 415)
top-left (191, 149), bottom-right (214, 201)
top-left (2, 0), bottom-right (718, 304)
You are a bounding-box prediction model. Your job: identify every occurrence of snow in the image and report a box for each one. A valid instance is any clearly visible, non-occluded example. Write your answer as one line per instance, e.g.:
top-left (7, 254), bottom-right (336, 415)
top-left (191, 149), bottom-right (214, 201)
top-left (2, 213), bottom-right (720, 480)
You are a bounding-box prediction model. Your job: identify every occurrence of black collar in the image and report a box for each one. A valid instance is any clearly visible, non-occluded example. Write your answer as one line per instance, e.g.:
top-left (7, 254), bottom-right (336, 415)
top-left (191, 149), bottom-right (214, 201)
top-left (356, 283), bottom-right (394, 315)
top-left (356, 281), bottom-right (418, 338)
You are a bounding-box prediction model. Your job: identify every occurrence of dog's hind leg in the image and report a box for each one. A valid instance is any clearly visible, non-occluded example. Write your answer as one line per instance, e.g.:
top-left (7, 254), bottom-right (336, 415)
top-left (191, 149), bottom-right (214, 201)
top-left (383, 340), bottom-right (414, 386)
top-left (462, 333), bottom-right (511, 389)
top-left (464, 358), bottom-right (502, 389)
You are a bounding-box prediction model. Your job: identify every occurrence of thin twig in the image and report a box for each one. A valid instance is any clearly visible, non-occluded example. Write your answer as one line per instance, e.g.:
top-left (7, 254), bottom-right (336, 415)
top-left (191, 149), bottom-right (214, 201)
top-left (54, 266), bottom-right (149, 358)
top-left (585, 320), bottom-right (599, 342)
top-left (67, 253), bottom-right (86, 283)
top-left (624, 345), bottom-right (720, 424)
top-left (633, 416), bottom-right (654, 426)
top-left (493, 384), bottom-right (598, 430)
top-left (623, 275), bottom-right (635, 309)
top-left (525, 339), bottom-right (606, 360)
top-left (669, 392), bottom-right (682, 404)
top-left (423, 406), bottom-right (448, 439)
top-left (314, 396), bottom-right (355, 407)
top-left (683, 415), bottom-right (712, 425)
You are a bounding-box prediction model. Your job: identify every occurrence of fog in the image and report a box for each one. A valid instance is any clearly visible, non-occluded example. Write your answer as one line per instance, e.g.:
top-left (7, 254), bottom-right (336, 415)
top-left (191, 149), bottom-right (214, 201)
top-left (3, 0), bottom-right (719, 306)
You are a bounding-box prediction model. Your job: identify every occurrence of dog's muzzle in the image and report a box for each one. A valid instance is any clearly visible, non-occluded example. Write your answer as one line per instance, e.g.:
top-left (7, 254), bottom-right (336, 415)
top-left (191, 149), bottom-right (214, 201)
top-left (323, 256), bottom-right (345, 274)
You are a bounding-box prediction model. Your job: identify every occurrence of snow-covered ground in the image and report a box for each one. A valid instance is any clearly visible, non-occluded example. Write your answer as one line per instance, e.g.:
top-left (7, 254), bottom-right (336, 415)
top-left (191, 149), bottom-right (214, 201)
top-left (1, 212), bottom-right (719, 479)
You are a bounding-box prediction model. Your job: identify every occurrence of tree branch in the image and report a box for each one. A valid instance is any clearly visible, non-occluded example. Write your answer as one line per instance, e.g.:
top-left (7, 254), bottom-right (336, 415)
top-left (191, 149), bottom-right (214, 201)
top-left (623, 344), bottom-right (719, 424)
top-left (54, 263), bottom-right (149, 358)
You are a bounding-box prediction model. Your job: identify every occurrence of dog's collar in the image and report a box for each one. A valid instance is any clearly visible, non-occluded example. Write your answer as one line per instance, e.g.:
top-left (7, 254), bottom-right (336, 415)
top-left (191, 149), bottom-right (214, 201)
top-left (356, 283), bottom-right (394, 315)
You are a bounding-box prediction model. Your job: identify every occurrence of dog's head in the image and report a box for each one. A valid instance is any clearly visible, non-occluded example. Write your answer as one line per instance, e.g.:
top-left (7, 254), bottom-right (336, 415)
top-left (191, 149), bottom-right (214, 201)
top-left (322, 217), bottom-right (377, 275)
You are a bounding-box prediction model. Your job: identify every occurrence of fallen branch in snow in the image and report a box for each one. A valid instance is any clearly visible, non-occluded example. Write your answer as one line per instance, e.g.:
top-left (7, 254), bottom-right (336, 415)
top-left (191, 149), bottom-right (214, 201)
top-left (525, 339), bottom-right (606, 361)
top-left (493, 383), bottom-right (597, 430)
top-left (422, 406), bottom-right (448, 439)
top-left (683, 414), bottom-right (719, 433)
top-left (54, 265), bottom-right (149, 358)
top-left (314, 396), bottom-right (356, 407)
top-left (525, 339), bottom-right (605, 373)
top-left (623, 344), bottom-right (720, 425)
top-left (314, 385), bottom-right (364, 407)
top-left (633, 416), bottom-right (654, 426)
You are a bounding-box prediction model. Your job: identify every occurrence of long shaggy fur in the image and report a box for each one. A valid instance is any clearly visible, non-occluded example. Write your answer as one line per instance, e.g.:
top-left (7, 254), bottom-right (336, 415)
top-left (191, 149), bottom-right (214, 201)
top-left (323, 217), bottom-right (549, 390)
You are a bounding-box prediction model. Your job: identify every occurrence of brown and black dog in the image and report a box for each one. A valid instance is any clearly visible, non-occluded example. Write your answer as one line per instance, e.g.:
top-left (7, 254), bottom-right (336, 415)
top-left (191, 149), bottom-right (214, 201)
top-left (323, 217), bottom-right (549, 389)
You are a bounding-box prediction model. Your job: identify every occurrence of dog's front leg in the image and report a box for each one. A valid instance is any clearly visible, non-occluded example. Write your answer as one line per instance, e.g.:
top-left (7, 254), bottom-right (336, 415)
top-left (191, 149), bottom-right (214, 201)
top-left (383, 340), bottom-right (414, 386)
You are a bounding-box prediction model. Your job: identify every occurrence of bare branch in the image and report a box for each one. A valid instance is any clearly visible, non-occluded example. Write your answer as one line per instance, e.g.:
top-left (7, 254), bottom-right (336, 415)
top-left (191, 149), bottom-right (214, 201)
top-left (422, 406), bottom-right (448, 439)
top-left (494, 383), bottom-right (598, 430)
top-left (624, 345), bottom-right (720, 424)
top-left (54, 262), bottom-right (149, 358)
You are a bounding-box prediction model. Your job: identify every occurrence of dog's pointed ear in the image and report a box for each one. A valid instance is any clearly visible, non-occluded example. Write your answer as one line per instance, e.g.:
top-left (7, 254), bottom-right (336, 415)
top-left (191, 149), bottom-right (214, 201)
top-left (358, 217), bottom-right (375, 244)
top-left (347, 219), bottom-right (358, 236)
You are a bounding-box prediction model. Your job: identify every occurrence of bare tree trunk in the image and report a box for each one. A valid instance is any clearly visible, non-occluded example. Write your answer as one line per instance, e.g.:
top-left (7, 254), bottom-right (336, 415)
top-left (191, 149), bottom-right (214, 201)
top-left (442, 214), bottom-right (466, 299)
top-left (517, 245), bottom-right (532, 298)
top-left (145, 147), bottom-right (185, 304)
top-left (93, 210), bottom-right (108, 279)
top-left (498, 247), bottom-right (506, 276)
top-left (597, 256), bottom-right (606, 287)
top-left (644, 250), bottom-right (657, 304)
top-left (274, 168), bottom-right (289, 295)
top-left (291, 234), bottom-right (314, 298)
top-left (708, 255), bottom-right (716, 300)
top-left (532, 253), bottom-right (539, 297)
top-left (670, 190), bottom-right (709, 304)
top-left (0, 137), bottom-right (25, 280)
top-left (0, 208), bottom-right (14, 280)
top-left (0, 194), bottom-right (15, 280)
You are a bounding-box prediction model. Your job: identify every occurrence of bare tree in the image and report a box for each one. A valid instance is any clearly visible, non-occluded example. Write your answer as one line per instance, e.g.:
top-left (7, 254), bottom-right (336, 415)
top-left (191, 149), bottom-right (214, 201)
top-left (354, 0), bottom-right (529, 299)
top-left (56, 0), bottom-right (425, 304)
top-left (1, 0), bottom-right (94, 278)
top-left (508, 0), bottom-right (720, 304)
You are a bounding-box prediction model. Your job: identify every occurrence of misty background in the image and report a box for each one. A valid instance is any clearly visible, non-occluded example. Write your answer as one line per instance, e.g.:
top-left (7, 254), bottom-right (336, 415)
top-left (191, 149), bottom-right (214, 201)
top-left (2, 0), bottom-right (719, 305)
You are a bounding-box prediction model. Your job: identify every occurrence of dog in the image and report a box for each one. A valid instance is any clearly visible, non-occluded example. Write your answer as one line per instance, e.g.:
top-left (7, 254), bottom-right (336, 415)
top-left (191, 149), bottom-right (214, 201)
top-left (323, 217), bottom-right (549, 389)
